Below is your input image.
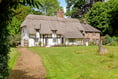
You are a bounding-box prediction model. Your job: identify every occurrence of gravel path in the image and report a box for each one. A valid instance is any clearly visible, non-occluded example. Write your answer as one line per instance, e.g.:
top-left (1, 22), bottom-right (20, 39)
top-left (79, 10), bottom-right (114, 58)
top-left (8, 48), bottom-right (46, 79)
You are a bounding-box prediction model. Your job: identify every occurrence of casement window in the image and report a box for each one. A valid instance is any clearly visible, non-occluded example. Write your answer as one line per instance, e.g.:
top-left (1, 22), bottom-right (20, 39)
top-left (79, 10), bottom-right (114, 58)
top-left (92, 33), bottom-right (96, 36)
top-left (22, 29), bottom-right (24, 33)
top-left (36, 29), bottom-right (39, 32)
top-left (69, 38), bottom-right (74, 42)
top-left (29, 34), bottom-right (35, 38)
top-left (86, 39), bottom-right (90, 42)
top-left (53, 38), bottom-right (56, 42)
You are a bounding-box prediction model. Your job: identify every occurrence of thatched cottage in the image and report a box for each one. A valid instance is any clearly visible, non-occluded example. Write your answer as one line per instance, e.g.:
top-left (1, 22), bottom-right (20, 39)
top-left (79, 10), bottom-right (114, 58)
top-left (21, 10), bottom-right (100, 47)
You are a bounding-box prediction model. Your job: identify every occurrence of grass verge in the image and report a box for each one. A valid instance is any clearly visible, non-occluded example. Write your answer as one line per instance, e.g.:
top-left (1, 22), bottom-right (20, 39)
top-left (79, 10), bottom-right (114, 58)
top-left (8, 48), bottom-right (20, 70)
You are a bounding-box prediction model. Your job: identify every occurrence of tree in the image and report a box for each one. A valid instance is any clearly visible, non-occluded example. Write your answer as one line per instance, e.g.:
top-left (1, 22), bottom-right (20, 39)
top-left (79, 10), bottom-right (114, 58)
top-left (36, 0), bottom-right (61, 16)
top-left (8, 5), bottom-right (43, 47)
top-left (109, 0), bottom-right (118, 36)
top-left (13, 5), bottom-right (43, 22)
top-left (0, 0), bottom-right (41, 78)
top-left (8, 17), bottom-right (21, 35)
top-left (7, 17), bottom-right (21, 47)
top-left (65, 0), bottom-right (103, 18)
top-left (85, 0), bottom-right (118, 36)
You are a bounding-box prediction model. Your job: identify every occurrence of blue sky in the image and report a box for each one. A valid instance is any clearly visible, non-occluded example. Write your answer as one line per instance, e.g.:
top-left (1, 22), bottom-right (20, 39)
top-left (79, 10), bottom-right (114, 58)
top-left (58, 0), bottom-right (67, 13)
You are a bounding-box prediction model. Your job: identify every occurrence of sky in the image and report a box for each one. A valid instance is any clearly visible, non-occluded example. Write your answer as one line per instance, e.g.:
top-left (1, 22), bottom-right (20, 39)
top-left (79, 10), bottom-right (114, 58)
top-left (58, 0), bottom-right (67, 13)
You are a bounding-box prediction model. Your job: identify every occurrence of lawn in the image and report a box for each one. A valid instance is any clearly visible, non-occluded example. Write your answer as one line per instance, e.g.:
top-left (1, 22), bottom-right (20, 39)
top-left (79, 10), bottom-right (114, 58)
top-left (8, 48), bottom-right (20, 70)
top-left (29, 46), bottom-right (118, 79)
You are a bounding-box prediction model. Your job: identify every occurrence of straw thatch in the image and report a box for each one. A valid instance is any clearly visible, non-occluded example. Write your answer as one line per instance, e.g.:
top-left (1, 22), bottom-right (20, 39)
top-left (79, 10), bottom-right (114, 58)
top-left (21, 14), bottom-right (84, 38)
top-left (21, 14), bottom-right (100, 39)
top-left (81, 23), bottom-right (100, 33)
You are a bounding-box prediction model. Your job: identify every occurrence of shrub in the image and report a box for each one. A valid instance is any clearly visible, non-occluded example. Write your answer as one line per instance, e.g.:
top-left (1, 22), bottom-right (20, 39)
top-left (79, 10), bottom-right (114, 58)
top-left (89, 42), bottom-right (95, 46)
top-left (109, 41), bottom-right (118, 46)
top-left (9, 34), bottom-right (21, 47)
top-left (112, 36), bottom-right (118, 42)
top-left (38, 41), bottom-right (42, 46)
top-left (103, 35), bottom-right (111, 45)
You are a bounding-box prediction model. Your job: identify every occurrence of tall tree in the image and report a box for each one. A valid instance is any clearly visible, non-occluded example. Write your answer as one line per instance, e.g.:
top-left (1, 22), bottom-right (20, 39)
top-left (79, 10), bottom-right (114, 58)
top-left (109, 0), bottom-right (118, 36)
top-left (36, 0), bottom-right (61, 16)
top-left (8, 17), bottom-right (21, 46)
top-left (85, 0), bottom-right (118, 36)
top-left (13, 5), bottom-right (43, 22)
top-left (0, 0), bottom-right (41, 79)
top-left (66, 0), bottom-right (103, 18)
top-left (8, 5), bottom-right (43, 47)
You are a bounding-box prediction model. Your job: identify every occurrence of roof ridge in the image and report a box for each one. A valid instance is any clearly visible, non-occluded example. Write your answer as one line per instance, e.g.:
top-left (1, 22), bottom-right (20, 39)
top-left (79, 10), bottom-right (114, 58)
top-left (26, 14), bottom-right (79, 22)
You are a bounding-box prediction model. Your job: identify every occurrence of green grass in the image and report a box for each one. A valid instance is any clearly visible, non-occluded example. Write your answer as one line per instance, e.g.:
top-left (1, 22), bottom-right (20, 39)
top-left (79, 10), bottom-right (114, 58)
top-left (8, 48), bottom-right (20, 70)
top-left (29, 46), bottom-right (118, 79)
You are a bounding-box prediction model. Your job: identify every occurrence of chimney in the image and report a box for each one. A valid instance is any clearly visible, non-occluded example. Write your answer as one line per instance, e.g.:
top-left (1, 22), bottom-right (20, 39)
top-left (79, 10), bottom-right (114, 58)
top-left (56, 9), bottom-right (64, 18)
top-left (82, 19), bottom-right (86, 24)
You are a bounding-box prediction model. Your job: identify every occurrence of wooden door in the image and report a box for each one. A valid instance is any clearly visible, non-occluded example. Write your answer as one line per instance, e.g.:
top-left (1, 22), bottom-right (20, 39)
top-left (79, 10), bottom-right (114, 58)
top-left (24, 40), bottom-right (29, 47)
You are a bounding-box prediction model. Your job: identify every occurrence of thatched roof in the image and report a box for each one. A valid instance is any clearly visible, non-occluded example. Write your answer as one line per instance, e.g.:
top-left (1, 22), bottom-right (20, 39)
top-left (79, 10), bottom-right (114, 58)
top-left (81, 23), bottom-right (101, 33)
top-left (21, 14), bottom-right (84, 38)
top-left (63, 32), bottom-right (83, 38)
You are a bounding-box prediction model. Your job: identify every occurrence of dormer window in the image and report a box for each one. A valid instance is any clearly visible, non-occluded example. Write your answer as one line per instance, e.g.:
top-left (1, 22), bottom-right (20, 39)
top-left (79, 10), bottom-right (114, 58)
top-left (52, 30), bottom-right (57, 42)
top-left (36, 29), bottom-right (39, 32)
top-left (80, 30), bottom-right (85, 36)
top-left (52, 30), bottom-right (57, 38)
top-left (36, 29), bottom-right (40, 38)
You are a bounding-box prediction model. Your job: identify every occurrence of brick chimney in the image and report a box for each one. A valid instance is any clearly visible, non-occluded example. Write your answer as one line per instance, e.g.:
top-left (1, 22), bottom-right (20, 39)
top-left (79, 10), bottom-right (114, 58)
top-left (82, 19), bottom-right (87, 24)
top-left (56, 9), bottom-right (64, 18)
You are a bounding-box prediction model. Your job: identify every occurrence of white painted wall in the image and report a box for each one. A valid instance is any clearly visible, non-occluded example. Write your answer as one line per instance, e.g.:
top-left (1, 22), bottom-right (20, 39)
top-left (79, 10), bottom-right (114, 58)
top-left (29, 38), bottom-right (35, 47)
top-left (48, 38), bottom-right (55, 46)
top-left (65, 39), bottom-right (83, 46)
top-left (21, 27), bottom-right (83, 47)
top-left (21, 27), bottom-right (29, 46)
top-left (57, 38), bottom-right (61, 45)
top-left (21, 27), bottom-right (29, 39)
top-left (39, 38), bottom-right (62, 47)
top-left (36, 32), bottom-right (40, 38)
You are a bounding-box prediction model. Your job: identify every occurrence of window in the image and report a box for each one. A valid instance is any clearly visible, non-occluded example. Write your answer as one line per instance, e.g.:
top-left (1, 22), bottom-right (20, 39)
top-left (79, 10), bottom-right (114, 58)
top-left (52, 30), bottom-right (56, 33)
top-left (22, 29), bottom-right (24, 33)
top-left (36, 29), bottom-right (39, 32)
top-left (93, 33), bottom-right (96, 36)
top-left (69, 38), bottom-right (74, 42)
top-left (35, 29), bottom-right (40, 38)
top-left (52, 30), bottom-right (57, 42)
top-left (86, 39), bottom-right (89, 42)
top-left (35, 38), bottom-right (38, 42)
top-left (29, 34), bottom-right (35, 38)
top-left (53, 38), bottom-right (56, 42)
top-left (52, 30), bottom-right (57, 38)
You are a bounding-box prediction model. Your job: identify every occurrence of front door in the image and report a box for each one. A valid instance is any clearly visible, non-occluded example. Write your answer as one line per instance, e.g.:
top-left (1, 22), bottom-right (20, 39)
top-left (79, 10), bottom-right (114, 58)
top-left (24, 40), bottom-right (28, 47)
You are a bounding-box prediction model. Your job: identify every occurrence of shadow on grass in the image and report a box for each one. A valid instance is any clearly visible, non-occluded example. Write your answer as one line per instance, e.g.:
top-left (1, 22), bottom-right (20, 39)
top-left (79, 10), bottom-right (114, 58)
top-left (8, 70), bottom-right (47, 79)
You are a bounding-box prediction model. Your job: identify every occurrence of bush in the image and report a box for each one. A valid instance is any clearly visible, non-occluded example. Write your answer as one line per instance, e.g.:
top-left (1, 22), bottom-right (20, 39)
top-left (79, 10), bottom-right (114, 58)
top-left (103, 35), bottom-right (112, 45)
top-left (9, 34), bottom-right (21, 47)
top-left (38, 41), bottom-right (42, 46)
top-left (109, 41), bottom-right (118, 46)
top-left (89, 42), bottom-right (95, 46)
top-left (112, 36), bottom-right (118, 42)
